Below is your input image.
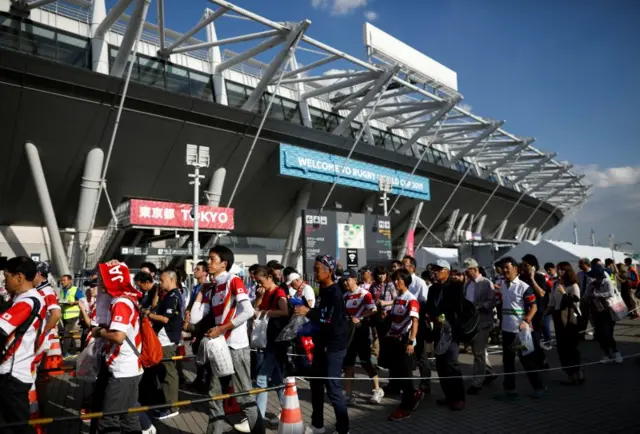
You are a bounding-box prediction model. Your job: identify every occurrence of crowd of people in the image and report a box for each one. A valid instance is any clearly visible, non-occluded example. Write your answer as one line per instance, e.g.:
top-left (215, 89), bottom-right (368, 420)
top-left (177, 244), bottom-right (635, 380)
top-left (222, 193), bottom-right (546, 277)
top-left (0, 249), bottom-right (637, 434)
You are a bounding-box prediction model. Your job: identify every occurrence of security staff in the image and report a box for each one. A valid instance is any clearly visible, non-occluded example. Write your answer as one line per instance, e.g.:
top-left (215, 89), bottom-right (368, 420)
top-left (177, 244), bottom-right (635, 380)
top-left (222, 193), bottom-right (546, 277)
top-left (59, 274), bottom-right (84, 356)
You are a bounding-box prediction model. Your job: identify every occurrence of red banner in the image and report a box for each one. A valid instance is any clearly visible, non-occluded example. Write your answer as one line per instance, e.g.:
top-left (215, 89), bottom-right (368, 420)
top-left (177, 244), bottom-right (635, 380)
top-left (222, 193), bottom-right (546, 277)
top-left (129, 199), bottom-right (234, 231)
top-left (406, 229), bottom-right (415, 257)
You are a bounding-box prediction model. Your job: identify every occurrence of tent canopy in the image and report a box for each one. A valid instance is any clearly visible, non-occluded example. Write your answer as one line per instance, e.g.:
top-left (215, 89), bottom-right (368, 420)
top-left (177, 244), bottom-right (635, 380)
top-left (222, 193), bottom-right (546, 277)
top-left (500, 240), bottom-right (637, 269)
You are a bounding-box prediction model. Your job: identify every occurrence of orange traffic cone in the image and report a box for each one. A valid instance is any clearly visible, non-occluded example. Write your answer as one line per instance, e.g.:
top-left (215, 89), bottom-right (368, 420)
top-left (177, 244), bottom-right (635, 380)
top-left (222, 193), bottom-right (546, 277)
top-left (44, 336), bottom-right (63, 376)
top-left (278, 377), bottom-right (303, 434)
top-left (29, 383), bottom-right (45, 434)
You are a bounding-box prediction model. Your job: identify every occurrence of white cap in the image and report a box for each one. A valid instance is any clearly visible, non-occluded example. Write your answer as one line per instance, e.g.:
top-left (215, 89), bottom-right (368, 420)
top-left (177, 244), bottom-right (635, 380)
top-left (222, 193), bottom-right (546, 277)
top-left (286, 272), bottom-right (302, 285)
top-left (434, 259), bottom-right (451, 270)
top-left (463, 258), bottom-right (479, 269)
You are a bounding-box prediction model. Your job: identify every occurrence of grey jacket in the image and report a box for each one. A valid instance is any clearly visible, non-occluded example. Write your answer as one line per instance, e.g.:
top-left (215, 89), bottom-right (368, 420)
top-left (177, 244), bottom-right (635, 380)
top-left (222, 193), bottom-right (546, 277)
top-left (464, 275), bottom-right (496, 324)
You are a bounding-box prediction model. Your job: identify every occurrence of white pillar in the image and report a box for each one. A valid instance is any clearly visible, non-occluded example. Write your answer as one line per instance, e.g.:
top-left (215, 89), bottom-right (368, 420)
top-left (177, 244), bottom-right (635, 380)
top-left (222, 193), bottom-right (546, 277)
top-left (494, 219), bottom-right (508, 240)
top-left (72, 148), bottom-right (105, 273)
top-left (397, 202), bottom-right (423, 259)
top-left (205, 167), bottom-right (226, 206)
top-left (282, 184), bottom-right (311, 267)
top-left (110, 0), bottom-right (150, 78)
top-left (90, 0), bottom-right (109, 74)
top-left (474, 214), bottom-right (487, 235)
top-left (454, 213), bottom-right (469, 242)
top-left (289, 55), bottom-right (312, 127)
top-left (205, 9), bottom-right (228, 105)
top-left (25, 142), bottom-right (71, 276)
top-left (443, 209), bottom-right (460, 242)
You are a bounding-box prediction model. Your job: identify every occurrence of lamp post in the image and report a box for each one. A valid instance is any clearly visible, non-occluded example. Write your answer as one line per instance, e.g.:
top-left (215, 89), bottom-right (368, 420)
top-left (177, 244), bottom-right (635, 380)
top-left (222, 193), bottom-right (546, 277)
top-left (186, 144), bottom-right (210, 269)
top-left (378, 176), bottom-right (393, 216)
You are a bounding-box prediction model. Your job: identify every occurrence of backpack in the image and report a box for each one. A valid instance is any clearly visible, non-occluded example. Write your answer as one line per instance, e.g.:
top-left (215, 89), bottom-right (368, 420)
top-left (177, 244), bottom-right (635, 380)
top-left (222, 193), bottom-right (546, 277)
top-left (457, 298), bottom-right (479, 341)
top-left (0, 297), bottom-right (43, 370)
top-left (125, 310), bottom-right (163, 368)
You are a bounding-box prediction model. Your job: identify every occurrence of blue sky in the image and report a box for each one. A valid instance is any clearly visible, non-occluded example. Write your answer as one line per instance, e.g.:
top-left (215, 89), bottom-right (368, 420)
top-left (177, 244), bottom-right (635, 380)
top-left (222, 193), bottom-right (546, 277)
top-left (110, 0), bottom-right (640, 247)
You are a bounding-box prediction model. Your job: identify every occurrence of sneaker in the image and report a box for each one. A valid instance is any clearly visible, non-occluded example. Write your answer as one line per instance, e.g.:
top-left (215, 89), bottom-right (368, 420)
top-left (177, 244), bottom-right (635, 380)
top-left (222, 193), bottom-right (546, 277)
top-left (612, 352), bottom-right (623, 363)
top-left (540, 341), bottom-right (553, 351)
top-left (369, 388), bottom-right (384, 404)
top-left (233, 418), bottom-right (251, 433)
top-left (142, 426), bottom-right (157, 434)
top-left (467, 385), bottom-right (482, 395)
top-left (530, 386), bottom-right (548, 399)
top-left (388, 408), bottom-right (411, 422)
top-left (304, 426), bottom-right (326, 434)
top-left (154, 409), bottom-right (179, 420)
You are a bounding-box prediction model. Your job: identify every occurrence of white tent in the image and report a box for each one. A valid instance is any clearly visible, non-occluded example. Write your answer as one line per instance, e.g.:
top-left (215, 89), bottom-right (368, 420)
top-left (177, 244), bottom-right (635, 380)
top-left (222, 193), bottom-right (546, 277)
top-left (416, 247), bottom-right (460, 270)
top-left (500, 240), bottom-right (637, 268)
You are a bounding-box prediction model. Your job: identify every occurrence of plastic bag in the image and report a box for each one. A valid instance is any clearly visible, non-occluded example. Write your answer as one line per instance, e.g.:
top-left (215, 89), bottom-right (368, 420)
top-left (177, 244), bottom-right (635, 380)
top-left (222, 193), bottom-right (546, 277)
top-left (198, 336), bottom-right (235, 377)
top-left (251, 316), bottom-right (269, 349)
top-left (276, 315), bottom-right (308, 342)
top-left (435, 319), bottom-right (452, 355)
top-left (517, 324), bottom-right (535, 356)
top-left (75, 339), bottom-right (99, 382)
top-left (608, 288), bottom-right (628, 321)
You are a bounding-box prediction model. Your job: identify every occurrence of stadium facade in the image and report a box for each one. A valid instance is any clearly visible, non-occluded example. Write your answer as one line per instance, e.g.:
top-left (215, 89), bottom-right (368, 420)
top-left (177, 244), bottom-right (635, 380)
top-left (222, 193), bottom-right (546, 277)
top-left (0, 0), bottom-right (590, 276)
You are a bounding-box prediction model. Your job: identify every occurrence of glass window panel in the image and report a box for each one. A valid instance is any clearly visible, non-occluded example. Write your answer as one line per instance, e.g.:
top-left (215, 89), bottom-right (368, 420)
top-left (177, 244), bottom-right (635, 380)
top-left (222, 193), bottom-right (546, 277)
top-left (25, 24), bottom-right (56, 60)
top-left (324, 113), bottom-right (340, 132)
top-left (138, 57), bottom-right (164, 88)
top-left (57, 33), bottom-right (89, 67)
top-left (189, 71), bottom-right (213, 101)
top-left (226, 81), bottom-right (248, 108)
top-left (0, 16), bottom-right (20, 51)
top-left (282, 99), bottom-right (302, 124)
top-left (165, 63), bottom-right (191, 96)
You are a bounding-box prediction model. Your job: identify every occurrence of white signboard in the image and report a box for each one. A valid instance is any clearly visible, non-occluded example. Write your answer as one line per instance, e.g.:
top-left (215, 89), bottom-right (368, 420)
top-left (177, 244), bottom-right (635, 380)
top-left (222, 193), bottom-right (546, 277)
top-left (364, 23), bottom-right (458, 91)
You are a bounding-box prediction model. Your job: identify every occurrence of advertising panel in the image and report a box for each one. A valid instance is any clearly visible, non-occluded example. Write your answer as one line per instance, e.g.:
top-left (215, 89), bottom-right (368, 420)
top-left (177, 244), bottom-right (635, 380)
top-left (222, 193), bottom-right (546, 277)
top-left (280, 144), bottom-right (430, 201)
top-left (364, 214), bottom-right (392, 267)
top-left (128, 199), bottom-right (234, 231)
top-left (302, 209), bottom-right (338, 278)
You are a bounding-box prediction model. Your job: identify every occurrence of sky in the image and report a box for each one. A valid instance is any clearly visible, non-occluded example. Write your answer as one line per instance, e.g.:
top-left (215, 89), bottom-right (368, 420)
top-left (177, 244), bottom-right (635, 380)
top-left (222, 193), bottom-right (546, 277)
top-left (110, 0), bottom-right (640, 249)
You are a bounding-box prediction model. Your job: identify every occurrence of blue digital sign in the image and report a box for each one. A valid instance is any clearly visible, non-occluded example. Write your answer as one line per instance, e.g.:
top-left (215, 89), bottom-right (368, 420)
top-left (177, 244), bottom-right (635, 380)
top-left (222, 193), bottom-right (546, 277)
top-left (279, 143), bottom-right (430, 200)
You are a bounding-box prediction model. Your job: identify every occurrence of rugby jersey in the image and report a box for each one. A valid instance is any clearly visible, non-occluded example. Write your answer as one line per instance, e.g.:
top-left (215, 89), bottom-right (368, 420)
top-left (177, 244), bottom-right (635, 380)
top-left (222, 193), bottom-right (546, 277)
top-left (388, 290), bottom-right (420, 337)
top-left (344, 287), bottom-right (376, 319)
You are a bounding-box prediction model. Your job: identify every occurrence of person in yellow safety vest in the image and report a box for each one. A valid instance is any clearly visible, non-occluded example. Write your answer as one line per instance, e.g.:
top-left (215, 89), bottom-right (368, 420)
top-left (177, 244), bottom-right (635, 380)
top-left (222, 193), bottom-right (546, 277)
top-left (59, 274), bottom-right (85, 356)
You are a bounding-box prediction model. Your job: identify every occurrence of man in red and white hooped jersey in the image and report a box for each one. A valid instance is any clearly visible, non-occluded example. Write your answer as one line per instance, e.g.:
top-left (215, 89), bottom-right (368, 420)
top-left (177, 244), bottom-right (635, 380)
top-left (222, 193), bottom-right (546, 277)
top-left (89, 261), bottom-right (143, 434)
top-left (190, 246), bottom-right (264, 434)
top-left (33, 262), bottom-right (62, 358)
top-left (0, 256), bottom-right (47, 431)
top-left (341, 268), bottom-right (384, 405)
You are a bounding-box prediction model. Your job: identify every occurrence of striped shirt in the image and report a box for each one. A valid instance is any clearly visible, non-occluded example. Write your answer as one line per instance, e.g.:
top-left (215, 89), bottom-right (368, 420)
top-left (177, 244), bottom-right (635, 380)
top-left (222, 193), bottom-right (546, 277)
top-left (501, 277), bottom-right (536, 333)
top-left (344, 287), bottom-right (376, 319)
top-left (388, 290), bottom-right (420, 337)
top-left (210, 272), bottom-right (249, 349)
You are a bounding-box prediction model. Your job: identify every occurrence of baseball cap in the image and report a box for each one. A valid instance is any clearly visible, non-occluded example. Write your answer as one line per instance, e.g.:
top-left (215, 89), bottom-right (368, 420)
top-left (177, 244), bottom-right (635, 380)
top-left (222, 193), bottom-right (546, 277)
top-left (433, 259), bottom-right (451, 270)
top-left (463, 258), bottom-right (479, 269)
top-left (342, 268), bottom-right (358, 279)
top-left (286, 272), bottom-right (301, 286)
top-left (266, 260), bottom-right (284, 270)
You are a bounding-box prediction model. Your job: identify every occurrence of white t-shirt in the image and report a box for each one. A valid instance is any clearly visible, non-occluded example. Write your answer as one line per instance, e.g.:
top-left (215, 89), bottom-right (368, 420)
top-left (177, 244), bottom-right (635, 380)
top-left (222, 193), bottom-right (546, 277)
top-left (0, 289), bottom-right (47, 384)
top-left (289, 283), bottom-right (316, 308)
top-left (102, 297), bottom-right (143, 378)
top-left (409, 274), bottom-right (429, 303)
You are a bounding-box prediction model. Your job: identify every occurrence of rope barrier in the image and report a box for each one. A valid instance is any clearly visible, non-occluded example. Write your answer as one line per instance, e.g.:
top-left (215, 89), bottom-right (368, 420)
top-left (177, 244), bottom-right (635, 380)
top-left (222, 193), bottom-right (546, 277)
top-left (296, 351), bottom-right (640, 382)
top-left (0, 384), bottom-right (285, 429)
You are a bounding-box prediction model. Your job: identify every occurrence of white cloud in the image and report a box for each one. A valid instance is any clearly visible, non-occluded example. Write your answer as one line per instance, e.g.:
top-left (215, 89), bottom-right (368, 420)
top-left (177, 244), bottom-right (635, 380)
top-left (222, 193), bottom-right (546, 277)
top-left (364, 10), bottom-right (378, 21)
top-left (311, 0), bottom-right (368, 15)
top-left (576, 164), bottom-right (640, 188)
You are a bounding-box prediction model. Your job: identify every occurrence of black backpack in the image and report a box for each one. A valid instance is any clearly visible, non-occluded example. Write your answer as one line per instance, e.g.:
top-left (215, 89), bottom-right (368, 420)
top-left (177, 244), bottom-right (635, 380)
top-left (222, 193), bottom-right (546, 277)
top-left (0, 297), bottom-right (43, 370)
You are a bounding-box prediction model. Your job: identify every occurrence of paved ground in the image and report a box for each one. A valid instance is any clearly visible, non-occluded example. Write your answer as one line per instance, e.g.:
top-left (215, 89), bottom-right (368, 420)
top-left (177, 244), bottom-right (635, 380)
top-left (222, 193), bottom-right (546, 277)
top-left (41, 320), bottom-right (640, 434)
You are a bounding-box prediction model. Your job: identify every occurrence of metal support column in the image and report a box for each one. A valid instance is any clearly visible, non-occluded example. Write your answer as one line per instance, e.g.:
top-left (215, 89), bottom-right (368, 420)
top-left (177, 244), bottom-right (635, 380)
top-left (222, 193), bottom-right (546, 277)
top-left (72, 148), bottom-right (105, 273)
top-left (454, 213), bottom-right (469, 242)
top-left (282, 183), bottom-right (311, 267)
top-left (25, 142), bottom-right (71, 276)
top-left (448, 121), bottom-right (503, 166)
top-left (474, 214), bottom-right (487, 234)
top-left (205, 9), bottom-right (228, 105)
top-left (205, 167), bottom-right (227, 207)
top-left (514, 224), bottom-right (525, 240)
top-left (397, 202), bottom-right (423, 259)
top-left (289, 55), bottom-right (312, 127)
top-left (443, 209), bottom-right (460, 242)
top-left (494, 220), bottom-right (509, 240)
top-left (110, 0), bottom-right (150, 78)
top-left (90, 0), bottom-right (109, 74)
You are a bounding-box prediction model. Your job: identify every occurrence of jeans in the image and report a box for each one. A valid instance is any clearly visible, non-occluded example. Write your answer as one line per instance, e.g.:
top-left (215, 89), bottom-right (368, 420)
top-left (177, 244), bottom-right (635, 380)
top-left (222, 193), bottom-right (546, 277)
top-left (435, 342), bottom-right (465, 403)
top-left (310, 347), bottom-right (349, 434)
top-left (542, 315), bottom-right (552, 343)
top-left (255, 347), bottom-right (285, 418)
top-left (501, 331), bottom-right (544, 392)
top-left (206, 347), bottom-right (264, 434)
top-left (0, 374), bottom-right (33, 434)
top-left (470, 322), bottom-right (493, 388)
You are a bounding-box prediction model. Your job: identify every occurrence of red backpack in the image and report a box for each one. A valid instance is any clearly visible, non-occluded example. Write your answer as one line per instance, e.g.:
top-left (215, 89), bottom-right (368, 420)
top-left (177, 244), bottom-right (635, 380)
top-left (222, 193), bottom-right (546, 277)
top-left (126, 313), bottom-right (163, 368)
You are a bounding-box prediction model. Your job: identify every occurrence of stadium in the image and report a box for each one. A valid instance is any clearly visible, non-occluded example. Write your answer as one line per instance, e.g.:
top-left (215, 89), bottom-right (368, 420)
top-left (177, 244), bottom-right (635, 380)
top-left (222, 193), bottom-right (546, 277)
top-left (0, 0), bottom-right (591, 276)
